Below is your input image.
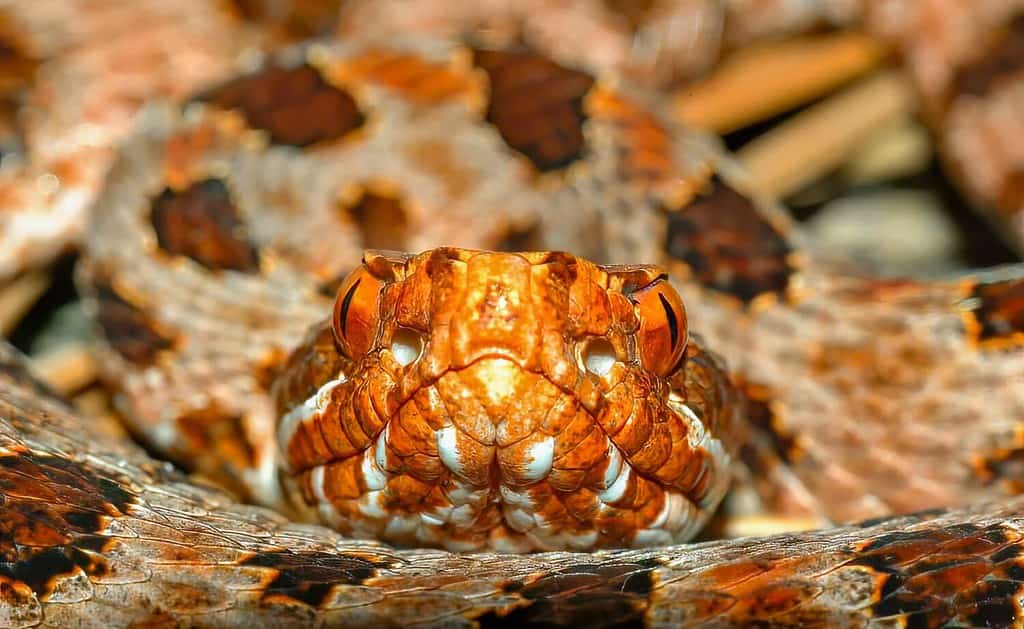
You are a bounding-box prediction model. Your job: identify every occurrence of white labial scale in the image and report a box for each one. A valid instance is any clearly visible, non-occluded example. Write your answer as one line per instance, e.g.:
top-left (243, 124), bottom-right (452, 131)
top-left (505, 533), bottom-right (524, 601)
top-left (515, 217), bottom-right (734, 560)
top-left (598, 450), bottom-right (631, 504)
top-left (668, 393), bottom-right (731, 509)
top-left (357, 490), bottom-right (387, 519)
top-left (360, 445), bottom-right (386, 491)
top-left (383, 514), bottom-right (420, 539)
top-left (374, 426), bottom-right (389, 472)
top-left (633, 490), bottom-right (703, 546)
top-left (276, 375), bottom-right (347, 452)
top-left (520, 436), bottom-right (555, 481)
top-left (435, 424), bottom-right (464, 476)
top-left (248, 443), bottom-right (284, 509)
top-left (308, 464), bottom-right (344, 528)
top-left (499, 485), bottom-right (539, 533)
top-left (601, 441), bottom-right (623, 489)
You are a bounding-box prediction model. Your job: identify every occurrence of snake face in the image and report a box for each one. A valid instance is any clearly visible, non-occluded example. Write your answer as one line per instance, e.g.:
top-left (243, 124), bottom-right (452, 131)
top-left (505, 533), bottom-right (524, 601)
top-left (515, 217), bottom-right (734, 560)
top-left (275, 248), bottom-right (734, 552)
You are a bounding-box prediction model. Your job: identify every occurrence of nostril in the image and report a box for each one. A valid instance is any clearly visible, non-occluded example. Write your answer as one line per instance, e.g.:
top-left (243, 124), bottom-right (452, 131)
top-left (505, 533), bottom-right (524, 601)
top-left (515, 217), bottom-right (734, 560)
top-left (581, 337), bottom-right (617, 377)
top-left (390, 327), bottom-right (424, 366)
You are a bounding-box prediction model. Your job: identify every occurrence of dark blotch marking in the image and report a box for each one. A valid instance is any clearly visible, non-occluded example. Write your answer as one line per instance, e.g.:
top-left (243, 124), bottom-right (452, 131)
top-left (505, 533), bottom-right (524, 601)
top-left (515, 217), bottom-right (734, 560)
top-left (150, 178), bottom-right (260, 272)
top-left (473, 48), bottom-right (595, 171)
top-left (665, 179), bottom-right (794, 304)
top-left (341, 190), bottom-right (409, 251)
top-left (953, 15), bottom-right (1024, 98)
top-left (92, 277), bottom-right (175, 365)
top-left (229, 0), bottom-right (342, 40)
top-left (963, 278), bottom-right (1024, 347)
top-left (241, 550), bottom-right (393, 608)
top-left (477, 560), bottom-right (657, 627)
top-left (843, 522), bottom-right (1024, 626)
top-left (658, 292), bottom-right (679, 347)
top-left (602, 0), bottom-right (658, 31)
top-left (975, 446), bottom-right (1024, 492)
top-left (173, 405), bottom-right (258, 501)
top-left (196, 61), bottom-right (364, 147)
top-left (0, 452), bottom-right (135, 598)
top-left (856, 507), bottom-right (948, 529)
top-left (739, 384), bottom-right (800, 466)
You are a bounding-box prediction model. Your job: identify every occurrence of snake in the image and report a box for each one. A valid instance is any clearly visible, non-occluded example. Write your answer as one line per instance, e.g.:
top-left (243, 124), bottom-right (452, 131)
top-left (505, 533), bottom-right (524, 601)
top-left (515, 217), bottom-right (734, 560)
top-left (4, 1), bottom-right (1024, 627)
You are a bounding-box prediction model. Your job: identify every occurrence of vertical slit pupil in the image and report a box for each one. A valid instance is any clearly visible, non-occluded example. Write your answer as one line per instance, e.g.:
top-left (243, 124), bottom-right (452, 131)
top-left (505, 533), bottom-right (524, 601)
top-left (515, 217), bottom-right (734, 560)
top-left (658, 292), bottom-right (679, 347)
top-left (339, 278), bottom-right (362, 338)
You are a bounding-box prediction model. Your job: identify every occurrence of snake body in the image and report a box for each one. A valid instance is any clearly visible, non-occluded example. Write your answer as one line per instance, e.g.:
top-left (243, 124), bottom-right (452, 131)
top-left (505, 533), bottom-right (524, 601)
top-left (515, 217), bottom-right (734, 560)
top-left (4, 1), bottom-right (1024, 627)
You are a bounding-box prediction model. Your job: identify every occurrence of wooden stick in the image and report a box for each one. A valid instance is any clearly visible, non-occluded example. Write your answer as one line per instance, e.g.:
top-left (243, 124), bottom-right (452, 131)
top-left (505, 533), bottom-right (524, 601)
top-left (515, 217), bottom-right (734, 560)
top-left (32, 342), bottom-right (99, 396)
top-left (0, 271), bottom-right (51, 337)
top-left (737, 70), bottom-right (918, 200)
top-left (674, 31), bottom-right (889, 134)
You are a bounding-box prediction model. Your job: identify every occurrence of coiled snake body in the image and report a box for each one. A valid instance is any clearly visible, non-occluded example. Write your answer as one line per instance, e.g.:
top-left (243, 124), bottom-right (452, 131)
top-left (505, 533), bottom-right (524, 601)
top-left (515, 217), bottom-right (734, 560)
top-left (4, 1), bottom-right (1024, 627)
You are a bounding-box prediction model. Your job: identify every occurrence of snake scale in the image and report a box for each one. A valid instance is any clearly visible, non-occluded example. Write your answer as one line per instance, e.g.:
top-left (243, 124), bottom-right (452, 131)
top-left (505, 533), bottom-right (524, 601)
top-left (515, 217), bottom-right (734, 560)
top-left (4, 1), bottom-right (1024, 627)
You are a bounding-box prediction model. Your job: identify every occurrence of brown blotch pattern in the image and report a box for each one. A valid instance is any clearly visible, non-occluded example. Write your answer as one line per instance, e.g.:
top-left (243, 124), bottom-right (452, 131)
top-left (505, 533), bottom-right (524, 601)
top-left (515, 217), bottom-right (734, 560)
top-left (848, 524), bottom-right (1024, 626)
top-left (997, 170), bottom-right (1024, 215)
top-left (240, 550), bottom-right (394, 607)
top-left (952, 15), bottom-right (1024, 98)
top-left (473, 48), bottom-right (595, 171)
top-left (173, 405), bottom-right (257, 501)
top-left (975, 446), bottom-right (1024, 494)
top-left (474, 558), bottom-right (659, 626)
top-left (196, 61), bottom-right (364, 147)
top-left (92, 278), bottom-right (175, 366)
top-left (740, 384), bottom-right (801, 466)
top-left (150, 178), bottom-right (260, 272)
top-left (665, 179), bottom-right (794, 303)
top-left (340, 189), bottom-right (410, 252)
top-left (0, 450), bottom-right (134, 599)
top-left (602, 0), bottom-right (658, 31)
top-left (961, 277), bottom-right (1024, 348)
top-left (229, 0), bottom-right (342, 40)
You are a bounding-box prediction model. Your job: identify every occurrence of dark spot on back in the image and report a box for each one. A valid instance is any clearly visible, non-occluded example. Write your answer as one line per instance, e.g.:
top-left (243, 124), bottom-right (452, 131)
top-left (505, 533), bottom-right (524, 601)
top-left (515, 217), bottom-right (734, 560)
top-left (953, 15), bottom-right (1024, 98)
top-left (962, 277), bottom-right (1024, 348)
top-left (740, 385), bottom-right (800, 465)
top-left (602, 0), bottom-right (658, 31)
top-left (974, 446), bottom-right (1024, 492)
top-left (665, 179), bottom-right (794, 304)
top-left (496, 222), bottom-right (544, 252)
top-left (92, 277), bottom-right (175, 366)
top-left (241, 550), bottom-right (394, 607)
top-left (473, 48), bottom-right (595, 171)
top-left (996, 170), bottom-right (1024, 218)
top-left (0, 451), bottom-right (134, 598)
top-left (340, 189), bottom-right (409, 251)
top-left (173, 405), bottom-right (258, 501)
top-left (150, 178), bottom-right (260, 272)
top-left (842, 522), bottom-right (1024, 626)
top-left (229, 0), bottom-right (342, 40)
top-left (475, 560), bottom-right (656, 627)
top-left (196, 61), bottom-right (364, 147)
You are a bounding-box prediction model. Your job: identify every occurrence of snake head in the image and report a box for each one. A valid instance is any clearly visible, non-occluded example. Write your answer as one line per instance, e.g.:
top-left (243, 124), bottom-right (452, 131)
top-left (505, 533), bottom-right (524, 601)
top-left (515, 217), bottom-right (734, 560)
top-left (275, 248), bottom-right (735, 552)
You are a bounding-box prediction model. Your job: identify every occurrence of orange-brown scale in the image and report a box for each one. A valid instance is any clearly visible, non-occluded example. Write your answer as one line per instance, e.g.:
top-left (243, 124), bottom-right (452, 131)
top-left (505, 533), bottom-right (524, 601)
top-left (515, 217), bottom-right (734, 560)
top-left (275, 248), bottom-right (739, 551)
top-left (960, 276), bottom-right (1024, 349)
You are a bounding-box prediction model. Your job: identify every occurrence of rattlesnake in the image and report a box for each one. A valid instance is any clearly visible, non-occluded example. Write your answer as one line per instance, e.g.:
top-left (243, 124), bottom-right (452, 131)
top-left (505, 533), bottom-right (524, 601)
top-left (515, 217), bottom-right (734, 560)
top-left (4, 1), bottom-right (1024, 626)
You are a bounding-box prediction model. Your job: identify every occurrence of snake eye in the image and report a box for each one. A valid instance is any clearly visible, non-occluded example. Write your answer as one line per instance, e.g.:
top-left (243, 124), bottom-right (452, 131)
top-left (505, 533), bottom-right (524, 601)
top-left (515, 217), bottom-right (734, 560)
top-left (630, 276), bottom-right (687, 376)
top-left (332, 266), bottom-right (385, 359)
